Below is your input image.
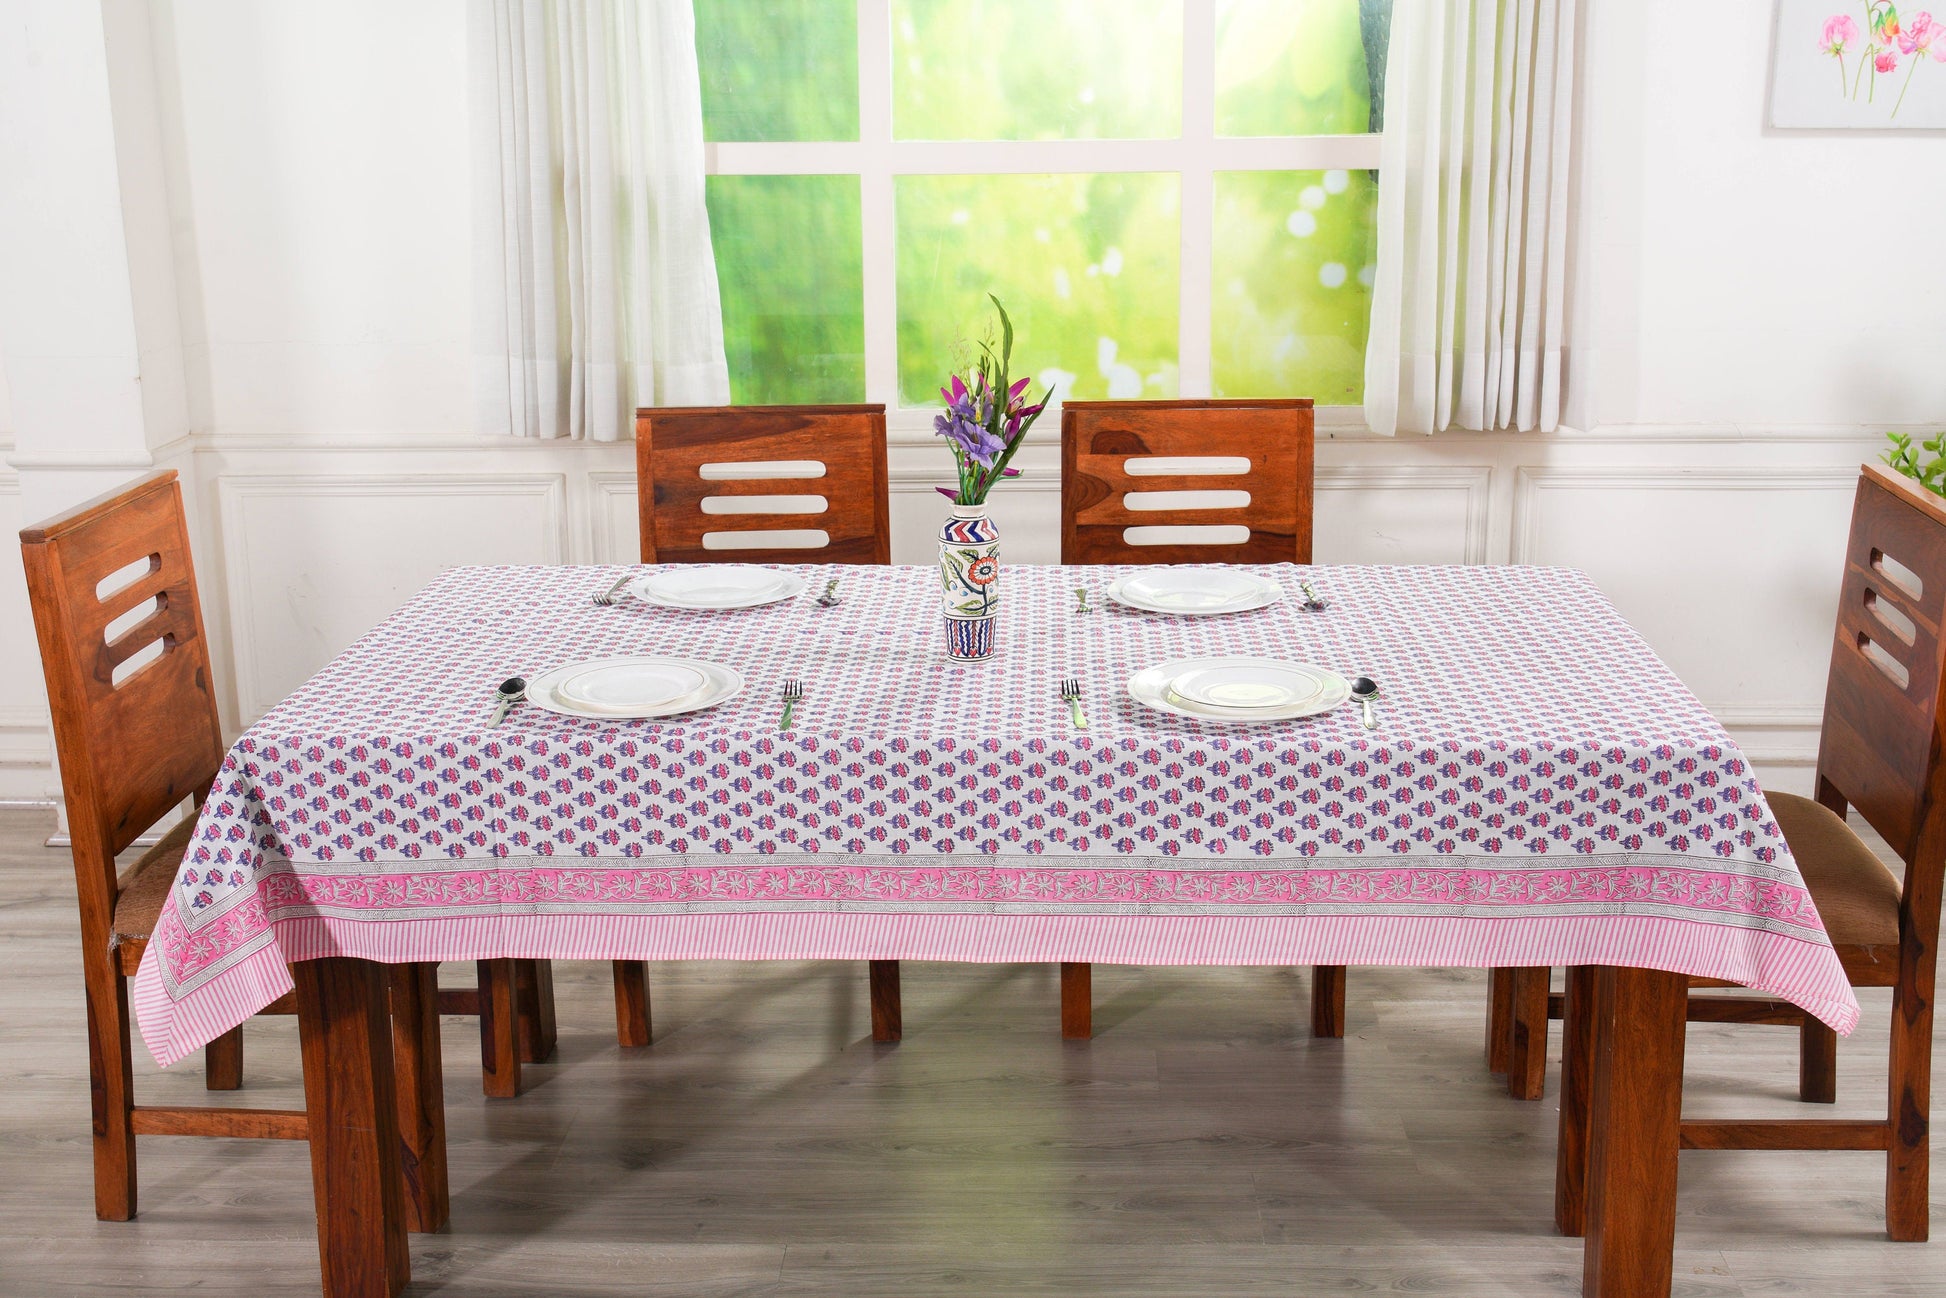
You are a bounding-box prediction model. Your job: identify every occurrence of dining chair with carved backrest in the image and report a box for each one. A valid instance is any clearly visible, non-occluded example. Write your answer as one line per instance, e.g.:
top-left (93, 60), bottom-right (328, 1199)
top-left (17, 470), bottom-right (452, 1229)
top-left (629, 403), bottom-right (902, 1041)
top-left (1057, 398), bottom-right (1336, 1040)
top-left (1529, 462), bottom-right (1946, 1243)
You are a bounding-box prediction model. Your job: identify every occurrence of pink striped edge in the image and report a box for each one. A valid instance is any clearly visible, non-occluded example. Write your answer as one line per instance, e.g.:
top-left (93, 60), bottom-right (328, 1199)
top-left (132, 910), bottom-right (1859, 1069)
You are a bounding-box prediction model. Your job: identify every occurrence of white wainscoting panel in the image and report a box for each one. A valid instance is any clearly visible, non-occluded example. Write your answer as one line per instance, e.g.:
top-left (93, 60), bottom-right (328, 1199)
top-left (1316, 465), bottom-right (1492, 564)
top-left (590, 471), bottom-right (640, 566)
top-left (1512, 466), bottom-right (1857, 731)
top-left (218, 472), bottom-right (568, 716)
top-left (0, 464), bottom-right (54, 795)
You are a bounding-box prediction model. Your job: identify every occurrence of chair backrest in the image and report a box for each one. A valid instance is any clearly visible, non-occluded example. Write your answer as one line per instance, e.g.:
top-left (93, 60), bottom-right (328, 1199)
top-left (19, 471), bottom-right (224, 943)
top-left (1060, 399), bottom-right (1315, 565)
top-left (1815, 463), bottom-right (1946, 922)
top-left (635, 404), bottom-right (890, 565)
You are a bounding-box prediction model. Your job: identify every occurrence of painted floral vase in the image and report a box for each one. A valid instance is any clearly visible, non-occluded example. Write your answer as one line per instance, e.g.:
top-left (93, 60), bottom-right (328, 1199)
top-left (939, 504), bottom-right (1000, 661)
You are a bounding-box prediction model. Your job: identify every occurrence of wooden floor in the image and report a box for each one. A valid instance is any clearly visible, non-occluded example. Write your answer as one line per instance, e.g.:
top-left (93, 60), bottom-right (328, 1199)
top-left (1, 808), bottom-right (1941, 1296)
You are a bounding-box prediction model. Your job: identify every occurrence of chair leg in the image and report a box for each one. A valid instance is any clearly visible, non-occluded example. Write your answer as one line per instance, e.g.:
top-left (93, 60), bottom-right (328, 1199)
top-left (205, 1024), bottom-right (243, 1091)
top-left (869, 961), bottom-right (902, 1042)
top-left (387, 963), bottom-right (449, 1234)
top-left (88, 969), bottom-right (138, 1221)
top-left (1555, 966), bottom-right (1597, 1237)
top-left (1886, 958), bottom-right (1934, 1241)
top-left (612, 960), bottom-right (652, 1047)
top-left (1800, 1017), bottom-right (1838, 1104)
top-left (476, 959), bottom-right (522, 1099)
top-left (1506, 966), bottom-right (1551, 1100)
top-left (1486, 966), bottom-right (1515, 1074)
top-left (1310, 965), bottom-right (1346, 1038)
top-left (513, 959), bottom-right (557, 1064)
top-left (1060, 962), bottom-right (1092, 1039)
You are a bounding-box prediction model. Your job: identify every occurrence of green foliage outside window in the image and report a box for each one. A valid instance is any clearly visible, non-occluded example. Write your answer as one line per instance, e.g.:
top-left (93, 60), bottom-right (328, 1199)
top-left (696, 0), bottom-right (858, 142)
top-left (896, 173), bottom-right (1180, 405)
top-left (706, 175), bottom-right (866, 404)
top-left (693, 0), bottom-right (1390, 407)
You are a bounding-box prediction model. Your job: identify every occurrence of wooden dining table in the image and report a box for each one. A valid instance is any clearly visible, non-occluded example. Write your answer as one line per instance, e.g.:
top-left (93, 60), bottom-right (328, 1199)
top-left (132, 561), bottom-right (1859, 1297)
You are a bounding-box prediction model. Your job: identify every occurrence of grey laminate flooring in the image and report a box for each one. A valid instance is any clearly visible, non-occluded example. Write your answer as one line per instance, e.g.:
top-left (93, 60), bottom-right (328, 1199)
top-left (0, 807), bottom-right (1940, 1296)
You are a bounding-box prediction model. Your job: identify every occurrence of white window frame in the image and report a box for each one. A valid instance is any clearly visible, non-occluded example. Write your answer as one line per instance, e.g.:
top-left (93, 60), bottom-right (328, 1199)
top-left (703, 1), bottom-right (1383, 436)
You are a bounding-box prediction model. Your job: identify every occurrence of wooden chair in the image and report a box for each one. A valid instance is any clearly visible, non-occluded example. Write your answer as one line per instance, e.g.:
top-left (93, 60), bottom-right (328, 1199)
top-left (1058, 399), bottom-right (1332, 1039)
top-left (18, 471), bottom-right (447, 1228)
top-left (1535, 462), bottom-right (1945, 1242)
top-left (630, 403), bottom-right (902, 1041)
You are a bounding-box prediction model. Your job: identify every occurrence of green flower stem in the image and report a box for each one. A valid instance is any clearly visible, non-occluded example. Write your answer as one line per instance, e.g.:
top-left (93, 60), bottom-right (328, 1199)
top-left (1894, 54), bottom-right (1921, 117)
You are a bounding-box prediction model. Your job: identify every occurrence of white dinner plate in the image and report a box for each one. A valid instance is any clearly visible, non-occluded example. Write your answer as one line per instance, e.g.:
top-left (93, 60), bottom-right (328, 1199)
top-left (1128, 656), bottom-right (1350, 724)
top-left (629, 565), bottom-right (807, 610)
top-left (527, 656), bottom-right (744, 720)
top-left (554, 660), bottom-right (708, 714)
top-left (1106, 569), bottom-right (1284, 616)
top-left (1168, 661), bottom-right (1326, 712)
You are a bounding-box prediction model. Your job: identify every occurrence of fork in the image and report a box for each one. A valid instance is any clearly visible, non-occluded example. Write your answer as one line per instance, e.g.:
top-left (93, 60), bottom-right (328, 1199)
top-left (779, 679), bottom-right (803, 732)
top-left (1060, 678), bottom-right (1088, 730)
top-left (592, 572), bottom-right (633, 606)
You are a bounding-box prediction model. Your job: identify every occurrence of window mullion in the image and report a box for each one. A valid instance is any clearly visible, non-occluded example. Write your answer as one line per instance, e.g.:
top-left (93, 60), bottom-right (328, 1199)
top-left (1178, 0), bottom-right (1216, 400)
top-left (857, 0), bottom-right (898, 409)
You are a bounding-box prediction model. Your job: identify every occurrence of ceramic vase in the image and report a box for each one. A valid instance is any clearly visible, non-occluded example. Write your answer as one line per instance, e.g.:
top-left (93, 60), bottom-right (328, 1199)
top-left (939, 503), bottom-right (1000, 661)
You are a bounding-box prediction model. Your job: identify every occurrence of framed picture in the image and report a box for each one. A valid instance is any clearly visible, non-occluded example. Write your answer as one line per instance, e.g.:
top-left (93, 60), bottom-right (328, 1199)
top-left (1770, 0), bottom-right (1946, 127)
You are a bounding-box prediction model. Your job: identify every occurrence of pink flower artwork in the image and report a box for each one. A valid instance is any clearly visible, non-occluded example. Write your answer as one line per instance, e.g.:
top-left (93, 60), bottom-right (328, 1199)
top-left (1784, 1), bottom-right (1942, 123)
top-left (1822, 13), bottom-right (1860, 51)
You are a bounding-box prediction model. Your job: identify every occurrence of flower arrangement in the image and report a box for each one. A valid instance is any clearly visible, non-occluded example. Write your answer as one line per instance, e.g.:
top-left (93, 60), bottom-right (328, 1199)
top-left (933, 295), bottom-right (1052, 506)
top-left (1820, 4), bottom-right (1945, 117)
top-left (1883, 430), bottom-right (1946, 496)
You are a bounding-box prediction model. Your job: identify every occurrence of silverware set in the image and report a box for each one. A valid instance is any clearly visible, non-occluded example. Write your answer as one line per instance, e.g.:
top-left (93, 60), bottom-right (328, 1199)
top-left (779, 679), bottom-right (803, 731)
top-left (815, 579), bottom-right (842, 607)
top-left (1350, 675), bottom-right (1380, 730)
top-left (1073, 587), bottom-right (1094, 615)
top-left (1060, 678), bottom-right (1088, 730)
top-left (592, 573), bottom-right (633, 606)
top-left (1298, 580), bottom-right (1328, 612)
top-left (487, 676), bottom-right (526, 727)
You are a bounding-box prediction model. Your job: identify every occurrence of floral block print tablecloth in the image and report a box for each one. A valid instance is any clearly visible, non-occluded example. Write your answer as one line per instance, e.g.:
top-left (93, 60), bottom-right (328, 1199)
top-left (135, 563), bottom-right (1859, 1065)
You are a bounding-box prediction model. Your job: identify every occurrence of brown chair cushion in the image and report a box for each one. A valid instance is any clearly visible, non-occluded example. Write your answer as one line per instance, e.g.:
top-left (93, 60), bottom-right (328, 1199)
top-left (1765, 791), bottom-right (1903, 950)
top-left (110, 815), bottom-right (198, 949)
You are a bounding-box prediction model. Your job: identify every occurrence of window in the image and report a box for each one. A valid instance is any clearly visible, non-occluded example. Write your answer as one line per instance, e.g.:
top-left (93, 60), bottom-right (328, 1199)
top-left (697, 0), bottom-right (1390, 414)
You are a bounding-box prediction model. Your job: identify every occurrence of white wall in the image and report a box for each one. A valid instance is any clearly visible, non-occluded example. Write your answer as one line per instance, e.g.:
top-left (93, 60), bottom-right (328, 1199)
top-left (3, 0), bottom-right (1943, 805)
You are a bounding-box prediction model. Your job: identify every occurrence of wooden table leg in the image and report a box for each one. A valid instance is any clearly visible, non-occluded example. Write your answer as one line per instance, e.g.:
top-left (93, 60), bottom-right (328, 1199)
top-left (476, 959), bottom-right (521, 1099)
top-left (1507, 966), bottom-right (1551, 1100)
top-left (613, 960), bottom-right (652, 1047)
top-left (1486, 966), bottom-right (1515, 1073)
top-left (1582, 966), bottom-right (1686, 1298)
top-left (295, 957), bottom-right (409, 1298)
top-left (869, 960), bottom-right (902, 1042)
top-left (514, 959), bottom-right (558, 1064)
top-left (1555, 965), bottom-right (1597, 1237)
top-left (1309, 965), bottom-right (1346, 1038)
top-left (387, 963), bottom-right (449, 1234)
top-left (1060, 962), bottom-right (1092, 1039)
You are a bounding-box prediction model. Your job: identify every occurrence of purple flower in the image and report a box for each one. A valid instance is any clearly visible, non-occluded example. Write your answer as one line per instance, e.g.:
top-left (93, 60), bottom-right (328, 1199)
top-left (933, 396), bottom-right (1006, 467)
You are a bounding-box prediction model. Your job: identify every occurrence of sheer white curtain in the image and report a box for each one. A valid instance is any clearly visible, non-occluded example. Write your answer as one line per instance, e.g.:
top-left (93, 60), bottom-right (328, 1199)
top-left (1363, 0), bottom-right (1577, 436)
top-left (472, 0), bottom-right (730, 441)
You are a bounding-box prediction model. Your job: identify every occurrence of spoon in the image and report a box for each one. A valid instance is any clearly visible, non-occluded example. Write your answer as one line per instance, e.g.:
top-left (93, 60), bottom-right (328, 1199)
top-left (487, 675), bottom-right (526, 728)
top-left (1350, 675), bottom-right (1380, 730)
